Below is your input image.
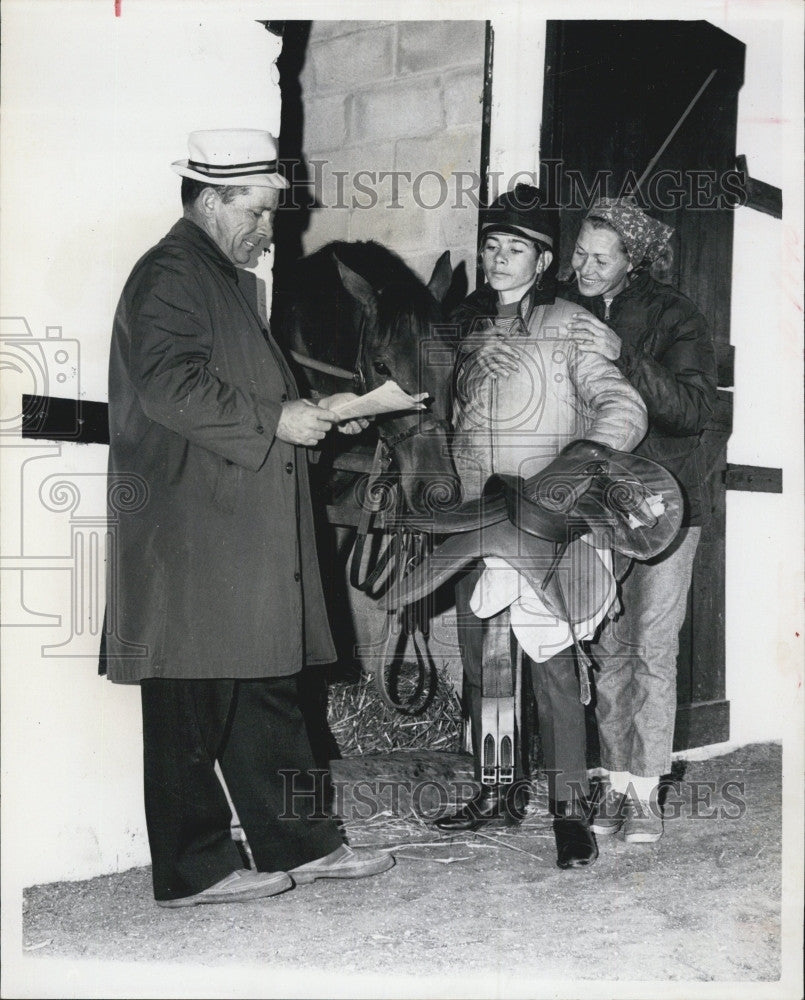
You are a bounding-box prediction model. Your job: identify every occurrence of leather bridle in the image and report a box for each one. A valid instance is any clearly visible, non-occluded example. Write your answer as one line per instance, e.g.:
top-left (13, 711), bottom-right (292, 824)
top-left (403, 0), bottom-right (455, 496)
top-left (289, 306), bottom-right (450, 714)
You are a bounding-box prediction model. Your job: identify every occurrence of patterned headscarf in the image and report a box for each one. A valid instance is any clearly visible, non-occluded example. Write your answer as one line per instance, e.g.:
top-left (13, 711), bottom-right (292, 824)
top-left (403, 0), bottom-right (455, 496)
top-left (586, 197), bottom-right (674, 265)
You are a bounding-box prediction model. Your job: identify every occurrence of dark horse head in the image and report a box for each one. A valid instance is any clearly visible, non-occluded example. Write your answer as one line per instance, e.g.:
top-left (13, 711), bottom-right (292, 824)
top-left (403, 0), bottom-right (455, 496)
top-left (274, 240), bottom-right (462, 516)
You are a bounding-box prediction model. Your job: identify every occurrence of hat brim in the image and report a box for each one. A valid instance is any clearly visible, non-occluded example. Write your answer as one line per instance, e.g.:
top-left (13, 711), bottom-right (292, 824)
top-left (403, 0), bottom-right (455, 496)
top-left (479, 222), bottom-right (553, 248)
top-left (171, 160), bottom-right (289, 189)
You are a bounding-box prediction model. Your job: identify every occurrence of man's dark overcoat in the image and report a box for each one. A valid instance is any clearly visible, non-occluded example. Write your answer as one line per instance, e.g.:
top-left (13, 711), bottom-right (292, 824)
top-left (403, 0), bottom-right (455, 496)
top-left (103, 218), bottom-right (336, 682)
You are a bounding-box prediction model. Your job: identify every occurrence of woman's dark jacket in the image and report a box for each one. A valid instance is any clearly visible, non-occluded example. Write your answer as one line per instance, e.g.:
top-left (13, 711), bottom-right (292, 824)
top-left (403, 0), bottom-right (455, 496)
top-left (560, 270), bottom-right (717, 526)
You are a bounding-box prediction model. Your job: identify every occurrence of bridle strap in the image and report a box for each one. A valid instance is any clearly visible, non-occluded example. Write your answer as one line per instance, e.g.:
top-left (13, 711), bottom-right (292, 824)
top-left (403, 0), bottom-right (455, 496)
top-left (349, 440), bottom-right (398, 595)
top-left (290, 306), bottom-right (369, 389)
top-left (289, 350), bottom-right (356, 383)
top-left (381, 414), bottom-right (450, 453)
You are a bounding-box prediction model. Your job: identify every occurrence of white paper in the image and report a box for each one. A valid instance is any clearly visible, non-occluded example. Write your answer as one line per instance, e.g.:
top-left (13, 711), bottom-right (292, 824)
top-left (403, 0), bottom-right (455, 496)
top-left (328, 381), bottom-right (428, 420)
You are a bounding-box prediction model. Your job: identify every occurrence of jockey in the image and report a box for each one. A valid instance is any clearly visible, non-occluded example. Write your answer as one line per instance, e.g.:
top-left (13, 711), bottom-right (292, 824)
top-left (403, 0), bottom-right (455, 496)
top-left (438, 184), bottom-right (648, 869)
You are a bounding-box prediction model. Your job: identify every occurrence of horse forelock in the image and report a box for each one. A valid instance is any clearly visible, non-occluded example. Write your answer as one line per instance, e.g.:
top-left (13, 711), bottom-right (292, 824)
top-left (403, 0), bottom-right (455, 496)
top-left (373, 281), bottom-right (440, 350)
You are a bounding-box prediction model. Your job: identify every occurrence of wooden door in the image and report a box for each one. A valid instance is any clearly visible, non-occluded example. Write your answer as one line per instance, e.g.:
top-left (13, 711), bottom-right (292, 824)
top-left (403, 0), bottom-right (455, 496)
top-left (540, 20), bottom-right (746, 749)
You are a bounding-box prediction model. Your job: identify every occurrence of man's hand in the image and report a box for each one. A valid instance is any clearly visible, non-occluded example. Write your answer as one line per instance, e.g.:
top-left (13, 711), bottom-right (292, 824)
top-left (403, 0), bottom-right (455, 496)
top-left (276, 399), bottom-right (338, 446)
top-left (567, 312), bottom-right (622, 361)
top-left (317, 393), bottom-right (372, 436)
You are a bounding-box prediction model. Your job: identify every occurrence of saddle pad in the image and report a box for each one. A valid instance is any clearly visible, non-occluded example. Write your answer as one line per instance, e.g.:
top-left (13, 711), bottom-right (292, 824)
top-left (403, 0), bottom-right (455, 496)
top-left (469, 542), bottom-right (616, 662)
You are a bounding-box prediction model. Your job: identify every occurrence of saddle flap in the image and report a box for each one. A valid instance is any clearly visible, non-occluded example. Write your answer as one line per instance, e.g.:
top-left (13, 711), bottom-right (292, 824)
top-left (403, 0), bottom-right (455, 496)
top-left (517, 440), bottom-right (684, 560)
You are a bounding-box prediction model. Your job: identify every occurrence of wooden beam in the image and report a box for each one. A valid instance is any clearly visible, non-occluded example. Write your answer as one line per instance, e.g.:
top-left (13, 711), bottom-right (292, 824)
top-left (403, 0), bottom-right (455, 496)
top-left (705, 389), bottom-right (734, 434)
top-left (724, 464), bottom-right (783, 493)
top-left (735, 155), bottom-right (783, 219)
top-left (673, 699), bottom-right (730, 751)
top-left (21, 393), bottom-right (109, 444)
top-left (715, 342), bottom-right (734, 388)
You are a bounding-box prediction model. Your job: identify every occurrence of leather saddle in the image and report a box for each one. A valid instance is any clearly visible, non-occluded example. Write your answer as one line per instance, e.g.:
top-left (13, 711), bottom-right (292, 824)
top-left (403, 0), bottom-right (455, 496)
top-left (392, 439), bottom-right (684, 613)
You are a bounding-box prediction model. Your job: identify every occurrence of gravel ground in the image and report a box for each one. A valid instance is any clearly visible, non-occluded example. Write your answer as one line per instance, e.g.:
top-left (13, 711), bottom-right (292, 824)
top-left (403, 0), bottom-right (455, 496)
top-left (13, 742), bottom-right (786, 998)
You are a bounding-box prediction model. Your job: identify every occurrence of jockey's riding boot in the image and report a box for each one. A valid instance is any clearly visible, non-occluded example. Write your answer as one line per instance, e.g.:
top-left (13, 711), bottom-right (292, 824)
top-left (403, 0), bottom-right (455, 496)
top-left (552, 798), bottom-right (598, 870)
top-left (435, 782), bottom-right (527, 832)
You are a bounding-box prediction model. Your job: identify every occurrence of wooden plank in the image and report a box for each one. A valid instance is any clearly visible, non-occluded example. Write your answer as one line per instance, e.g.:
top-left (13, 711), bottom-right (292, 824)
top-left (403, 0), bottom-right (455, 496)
top-left (715, 342), bottom-right (734, 388)
top-left (724, 464), bottom-right (783, 493)
top-left (673, 699), bottom-right (730, 751)
top-left (735, 155), bottom-right (783, 219)
top-left (744, 177), bottom-right (784, 219)
top-left (690, 534), bottom-right (726, 703)
top-left (21, 393), bottom-right (109, 444)
top-left (704, 389), bottom-right (733, 435)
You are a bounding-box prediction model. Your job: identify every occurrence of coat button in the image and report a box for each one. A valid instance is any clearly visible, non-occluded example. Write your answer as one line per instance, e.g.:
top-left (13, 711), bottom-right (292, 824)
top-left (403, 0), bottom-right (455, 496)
top-left (293, 571), bottom-right (301, 582)
top-left (285, 461), bottom-right (294, 474)
top-left (256, 424), bottom-right (264, 434)
top-left (281, 392), bottom-right (288, 402)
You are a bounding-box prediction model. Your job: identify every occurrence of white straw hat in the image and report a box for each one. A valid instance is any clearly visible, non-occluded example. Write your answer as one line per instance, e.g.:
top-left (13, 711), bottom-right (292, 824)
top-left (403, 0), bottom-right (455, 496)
top-left (171, 129), bottom-right (289, 189)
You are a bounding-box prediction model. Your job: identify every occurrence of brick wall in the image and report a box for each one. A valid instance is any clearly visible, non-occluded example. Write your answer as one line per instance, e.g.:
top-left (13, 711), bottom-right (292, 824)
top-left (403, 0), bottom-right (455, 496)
top-left (295, 20), bottom-right (486, 287)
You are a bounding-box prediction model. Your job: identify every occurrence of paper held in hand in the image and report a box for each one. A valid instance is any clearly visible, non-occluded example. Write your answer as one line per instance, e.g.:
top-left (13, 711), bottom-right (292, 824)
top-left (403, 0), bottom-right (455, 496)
top-left (329, 381), bottom-right (429, 421)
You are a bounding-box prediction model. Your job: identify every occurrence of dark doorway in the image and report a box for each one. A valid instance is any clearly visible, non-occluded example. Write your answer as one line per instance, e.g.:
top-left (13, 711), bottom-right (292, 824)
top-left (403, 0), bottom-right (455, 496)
top-left (540, 20), bottom-right (746, 749)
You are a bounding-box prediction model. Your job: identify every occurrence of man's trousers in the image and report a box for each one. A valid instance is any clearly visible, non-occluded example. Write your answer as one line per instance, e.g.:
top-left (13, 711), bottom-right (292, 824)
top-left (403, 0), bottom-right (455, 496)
top-left (455, 567), bottom-right (589, 805)
top-left (140, 675), bottom-right (344, 903)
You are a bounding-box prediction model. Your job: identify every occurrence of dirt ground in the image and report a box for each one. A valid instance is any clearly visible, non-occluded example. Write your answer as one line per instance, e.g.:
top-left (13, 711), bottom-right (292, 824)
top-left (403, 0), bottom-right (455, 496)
top-left (17, 742), bottom-right (783, 998)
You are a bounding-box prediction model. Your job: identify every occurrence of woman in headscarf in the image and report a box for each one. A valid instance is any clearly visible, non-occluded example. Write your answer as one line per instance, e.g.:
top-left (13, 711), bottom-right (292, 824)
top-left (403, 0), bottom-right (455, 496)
top-left (564, 197), bottom-right (717, 844)
top-left (436, 185), bottom-right (647, 869)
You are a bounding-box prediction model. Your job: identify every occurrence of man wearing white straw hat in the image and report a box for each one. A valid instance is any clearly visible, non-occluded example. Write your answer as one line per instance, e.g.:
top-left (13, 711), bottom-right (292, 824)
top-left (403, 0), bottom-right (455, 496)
top-left (102, 129), bottom-right (392, 907)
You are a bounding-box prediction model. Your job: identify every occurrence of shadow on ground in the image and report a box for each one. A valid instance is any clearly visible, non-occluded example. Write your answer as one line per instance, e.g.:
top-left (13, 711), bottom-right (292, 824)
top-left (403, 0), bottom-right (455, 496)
top-left (21, 743), bottom-right (781, 984)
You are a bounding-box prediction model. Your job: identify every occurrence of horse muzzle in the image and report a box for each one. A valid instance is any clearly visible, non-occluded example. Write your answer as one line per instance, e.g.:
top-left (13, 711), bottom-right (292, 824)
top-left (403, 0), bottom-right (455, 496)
top-left (384, 415), bottom-right (462, 517)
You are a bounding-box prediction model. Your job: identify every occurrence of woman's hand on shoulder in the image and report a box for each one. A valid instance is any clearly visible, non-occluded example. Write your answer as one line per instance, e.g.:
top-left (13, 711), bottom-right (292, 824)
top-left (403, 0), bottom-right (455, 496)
top-left (567, 312), bottom-right (622, 361)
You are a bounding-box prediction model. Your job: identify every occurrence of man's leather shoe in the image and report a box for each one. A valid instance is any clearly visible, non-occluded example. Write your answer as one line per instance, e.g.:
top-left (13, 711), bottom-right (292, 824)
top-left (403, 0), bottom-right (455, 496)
top-left (289, 844), bottom-right (394, 884)
top-left (553, 800), bottom-right (598, 869)
top-left (156, 869), bottom-right (292, 908)
top-left (434, 783), bottom-right (526, 832)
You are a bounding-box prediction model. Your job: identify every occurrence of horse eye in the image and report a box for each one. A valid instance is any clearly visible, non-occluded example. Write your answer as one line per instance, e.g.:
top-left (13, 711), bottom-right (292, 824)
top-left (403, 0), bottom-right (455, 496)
top-left (373, 361), bottom-right (391, 376)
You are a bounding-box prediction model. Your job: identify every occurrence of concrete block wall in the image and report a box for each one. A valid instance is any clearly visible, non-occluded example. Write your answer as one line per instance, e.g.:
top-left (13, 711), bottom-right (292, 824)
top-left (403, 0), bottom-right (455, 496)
top-left (291, 21), bottom-right (487, 688)
top-left (296, 20), bottom-right (486, 287)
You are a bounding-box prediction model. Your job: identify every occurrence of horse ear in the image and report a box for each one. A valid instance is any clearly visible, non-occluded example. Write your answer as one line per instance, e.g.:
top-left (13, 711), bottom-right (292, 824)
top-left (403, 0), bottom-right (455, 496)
top-left (427, 251), bottom-right (453, 303)
top-left (334, 256), bottom-right (377, 315)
